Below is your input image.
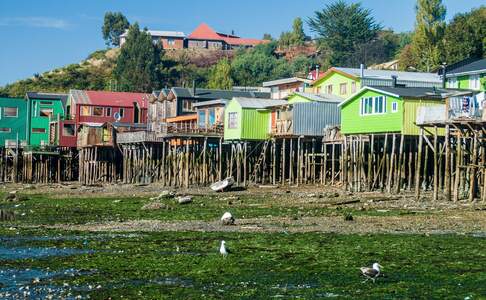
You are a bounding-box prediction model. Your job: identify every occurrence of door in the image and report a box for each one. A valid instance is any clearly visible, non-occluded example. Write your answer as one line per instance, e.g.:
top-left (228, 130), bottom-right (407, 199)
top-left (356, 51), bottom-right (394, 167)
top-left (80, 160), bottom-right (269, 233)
top-left (133, 102), bottom-right (140, 123)
top-left (208, 108), bottom-right (215, 126)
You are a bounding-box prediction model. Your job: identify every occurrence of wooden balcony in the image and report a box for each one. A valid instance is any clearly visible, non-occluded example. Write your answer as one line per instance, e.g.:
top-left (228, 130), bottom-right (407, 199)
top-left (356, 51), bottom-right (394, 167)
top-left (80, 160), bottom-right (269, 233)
top-left (271, 120), bottom-right (294, 136)
top-left (116, 131), bottom-right (163, 144)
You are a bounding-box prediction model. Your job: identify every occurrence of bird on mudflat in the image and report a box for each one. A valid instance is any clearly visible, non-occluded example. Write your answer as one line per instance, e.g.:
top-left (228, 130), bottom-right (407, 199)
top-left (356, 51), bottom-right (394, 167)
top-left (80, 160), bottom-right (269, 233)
top-left (220, 240), bottom-right (231, 258)
top-left (220, 212), bottom-right (235, 225)
top-left (360, 263), bottom-right (382, 283)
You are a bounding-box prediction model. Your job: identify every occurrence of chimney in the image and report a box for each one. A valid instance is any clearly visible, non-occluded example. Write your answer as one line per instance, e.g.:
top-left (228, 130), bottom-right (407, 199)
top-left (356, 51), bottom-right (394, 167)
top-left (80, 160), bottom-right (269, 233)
top-left (231, 30), bottom-right (235, 36)
top-left (391, 75), bottom-right (398, 88)
top-left (441, 63), bottom-right (447, 89)
top-left (315, 65), bottom-right (320, 80)
top-left (360, 63), bottom-right (365, 78)
top-left (192, 80), bottom-right (196, 96)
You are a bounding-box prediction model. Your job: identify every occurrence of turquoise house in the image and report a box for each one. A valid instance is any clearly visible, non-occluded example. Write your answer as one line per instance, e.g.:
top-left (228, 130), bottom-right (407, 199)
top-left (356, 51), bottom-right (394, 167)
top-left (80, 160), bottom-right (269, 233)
top-left (0, 97), bottom-right (27, 147)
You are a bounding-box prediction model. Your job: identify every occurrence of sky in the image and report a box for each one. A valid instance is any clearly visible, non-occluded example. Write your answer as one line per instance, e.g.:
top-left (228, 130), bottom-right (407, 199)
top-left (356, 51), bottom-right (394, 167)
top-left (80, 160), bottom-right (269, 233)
top-left (0, 0), bottom-right (484, 86)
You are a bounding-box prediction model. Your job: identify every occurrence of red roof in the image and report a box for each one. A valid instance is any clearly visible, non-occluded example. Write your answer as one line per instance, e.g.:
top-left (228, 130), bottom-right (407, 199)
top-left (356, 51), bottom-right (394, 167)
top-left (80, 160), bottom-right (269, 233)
top-left (188, 23), bottom-right (267, 46)
top-left (71, 90), bottom-right (150, 109)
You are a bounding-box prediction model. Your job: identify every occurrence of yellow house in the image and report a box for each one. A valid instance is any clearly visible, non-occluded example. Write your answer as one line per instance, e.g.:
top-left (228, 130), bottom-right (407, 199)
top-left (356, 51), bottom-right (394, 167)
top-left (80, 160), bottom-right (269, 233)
top-left (312, 66), bottom-right (442, 99)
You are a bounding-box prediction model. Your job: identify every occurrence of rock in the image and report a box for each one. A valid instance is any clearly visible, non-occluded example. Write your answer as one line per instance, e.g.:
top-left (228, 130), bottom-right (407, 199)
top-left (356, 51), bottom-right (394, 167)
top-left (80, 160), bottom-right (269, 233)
top-left (307, 193), bottom-right (316, 197)
top-left (221, 212), bottom-right (235, 225)
top-left (177, 196), bottom-right (193, 204)
top-left (3, 193), bottom-right (16, 202)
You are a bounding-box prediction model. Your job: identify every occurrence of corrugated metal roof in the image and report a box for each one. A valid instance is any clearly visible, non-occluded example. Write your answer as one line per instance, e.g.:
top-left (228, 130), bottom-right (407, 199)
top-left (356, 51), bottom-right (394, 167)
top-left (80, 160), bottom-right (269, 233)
top-left (70, 90), bottom-right (150, 109)
top-left (262, 77), bottom-right (311, 87)
top-left (334, 67), bottom-right (441, 83)
top-left (293, 92), bottom-right (343, 103)
top-left (171, 87), bottom-right (270, 100)
top-left (339, 86), bottom-right (475, 107)
top-left (233, 98), bottom-right (287, 108)
top-left (192, 99), bottom-right (228, 107)
top-left (445, 58), bottom-right (486, 77)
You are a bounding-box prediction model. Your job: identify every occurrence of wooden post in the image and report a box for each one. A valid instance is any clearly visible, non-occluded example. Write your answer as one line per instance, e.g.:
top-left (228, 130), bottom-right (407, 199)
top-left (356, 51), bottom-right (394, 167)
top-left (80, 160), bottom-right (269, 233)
top-left (469, 133), bottom-right (478, 202)
top-left (444, 125), bottom-right (451, 201)
top-left (415, 129), bottom-right (424, 200)
top-left (433, 127), bottom-right (438, 201)
top-left (387, 134), bottom-right (396, 193)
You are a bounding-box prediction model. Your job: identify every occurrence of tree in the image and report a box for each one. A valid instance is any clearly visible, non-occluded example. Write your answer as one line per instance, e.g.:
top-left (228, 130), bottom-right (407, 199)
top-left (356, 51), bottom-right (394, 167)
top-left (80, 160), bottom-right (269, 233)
top-left (291, 17), bottom-right (306, 46)
top-left (443, 6), bottom-right (486, 64)
top-left (308, 0), bottom-right (382, 67)
top-left (113, 23), bottom-right (162, 92)
top-left (263, 33), bottom-right (273, 41)
top-left (409, 0), bottom-right (446, 71)
top-left (102, 12), bottom-right (130, 47)
top-left (207, 58), bottom-right (233, 90)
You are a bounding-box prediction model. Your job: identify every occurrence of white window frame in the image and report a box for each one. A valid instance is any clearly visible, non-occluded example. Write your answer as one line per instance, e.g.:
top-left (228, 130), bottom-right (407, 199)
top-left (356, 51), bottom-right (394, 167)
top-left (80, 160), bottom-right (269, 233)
top-left (0, 127), bottom-right (11, 133)
top-left (340, 83), bottom-right (347, 95)
top-left (391, 102), bottom-right (398, 113)
top-left (360, 96), bottom-right (387, 116)
top-left (3, 107), bottom-right (18, 118)
top-left (228, 112), bottom-right (238, 129)
top-left (470, 74), bottom-right (480, 90)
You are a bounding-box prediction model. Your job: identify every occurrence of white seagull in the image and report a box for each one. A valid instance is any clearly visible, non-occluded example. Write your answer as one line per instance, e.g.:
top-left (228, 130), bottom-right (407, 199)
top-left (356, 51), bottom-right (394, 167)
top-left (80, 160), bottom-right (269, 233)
top-left (220, 212), bottom-right (235, 225)
top-left (220, 240), bottom-right (230, 258)
top-left (360, 263), bottom-right (382, 283)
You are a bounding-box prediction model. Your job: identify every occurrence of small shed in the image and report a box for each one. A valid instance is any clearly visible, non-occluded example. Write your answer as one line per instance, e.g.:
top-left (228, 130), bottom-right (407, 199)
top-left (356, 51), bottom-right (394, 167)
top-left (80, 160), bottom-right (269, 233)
top-left (224, 98), bottom-right (287, 141)
top-left (77, 122), bottom-right (115, 148)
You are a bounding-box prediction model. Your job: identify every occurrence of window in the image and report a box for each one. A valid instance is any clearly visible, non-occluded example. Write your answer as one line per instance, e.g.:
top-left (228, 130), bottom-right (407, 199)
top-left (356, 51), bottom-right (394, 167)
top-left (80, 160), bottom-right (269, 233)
top-left (340, 83), bottom-right (347, 95)
top-left (183, 100), bottom-right (194, 112)
top-left (374, 96), bottom-right (385, 114)
top-left (4, 107), bottom-right (18, 117)
top-left (326, 84), bottom-right (333, 94)
top-left (228, 112), bottom-right (238, 129)
top-left (448, 77), bottom-right (458, 88)
top-left (392, 102), bottom-right (398, 113)
top-left (81, 106), bottom-right (91, 116)
top-left (351, 81), bottom-right (357, 93)
top-left (93, 107), bottom-right (103, 116)
top-left (32, 128), bottom-right (46, 133)
top-left (167, 37), bottom-right (175, 46)
top-left (105, 107), bottom-right (112, 117)
top-left (119, 108), bottom-right (125, 118)
top-left (470, 75), bottom-right (480, 90)
top-left (0, 128), bottom-right (11, 133)
top-left (39, 108), bottom-right (53, 117)
top-left (360, 96), bottom-right (386, 115)
top-left (62, 124), bottom-right (75, 136)
top-left (40, 101), bottom-right (52, 105)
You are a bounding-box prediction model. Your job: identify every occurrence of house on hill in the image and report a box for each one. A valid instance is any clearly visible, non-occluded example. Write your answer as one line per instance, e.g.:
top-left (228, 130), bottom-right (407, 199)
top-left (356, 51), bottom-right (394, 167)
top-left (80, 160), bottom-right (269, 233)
top-left (441, 58), bottom-right (486, 91)
top-left (0, 97), bottom-right (27, 147)
top-left (187, 23), bottom-right (267, 50)
top-left (312, 66), bottom-right (442, 99)
top-left (120, 30), bottom-right (186, 49)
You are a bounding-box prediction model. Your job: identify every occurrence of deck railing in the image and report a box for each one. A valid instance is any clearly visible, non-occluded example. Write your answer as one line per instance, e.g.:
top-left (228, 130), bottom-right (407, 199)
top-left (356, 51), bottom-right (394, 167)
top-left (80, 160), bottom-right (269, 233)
top-left (272, 120), bottom-right (293, 136)
top-left (448, 96), bottom-right (483, 120)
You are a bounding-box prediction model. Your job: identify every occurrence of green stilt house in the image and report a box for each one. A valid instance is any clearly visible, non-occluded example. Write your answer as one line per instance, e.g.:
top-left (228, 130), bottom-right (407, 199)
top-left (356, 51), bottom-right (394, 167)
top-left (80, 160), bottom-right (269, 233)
top-left (338, 85), bottom-right (475, 136)
top-left (0, 97), bottom-right (27, 147)
top-left (224, 98), bottom-right (287, 141)
top-left (26, 92), bottom-right (68, 147)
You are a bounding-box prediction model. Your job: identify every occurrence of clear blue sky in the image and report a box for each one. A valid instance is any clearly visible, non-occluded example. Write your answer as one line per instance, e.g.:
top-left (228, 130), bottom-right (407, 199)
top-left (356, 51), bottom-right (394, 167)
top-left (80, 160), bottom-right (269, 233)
top-left (0, 0), bottom-right (483, 86)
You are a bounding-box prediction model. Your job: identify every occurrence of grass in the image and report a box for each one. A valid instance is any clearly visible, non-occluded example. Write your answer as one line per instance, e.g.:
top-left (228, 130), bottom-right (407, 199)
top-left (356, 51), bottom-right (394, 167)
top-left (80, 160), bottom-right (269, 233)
top-left (1, 190), bottom-right (485, 299)
top-left (0, 228), bottom-right (485, 299)
top-left (0, 192), bottom-right (427, 226)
